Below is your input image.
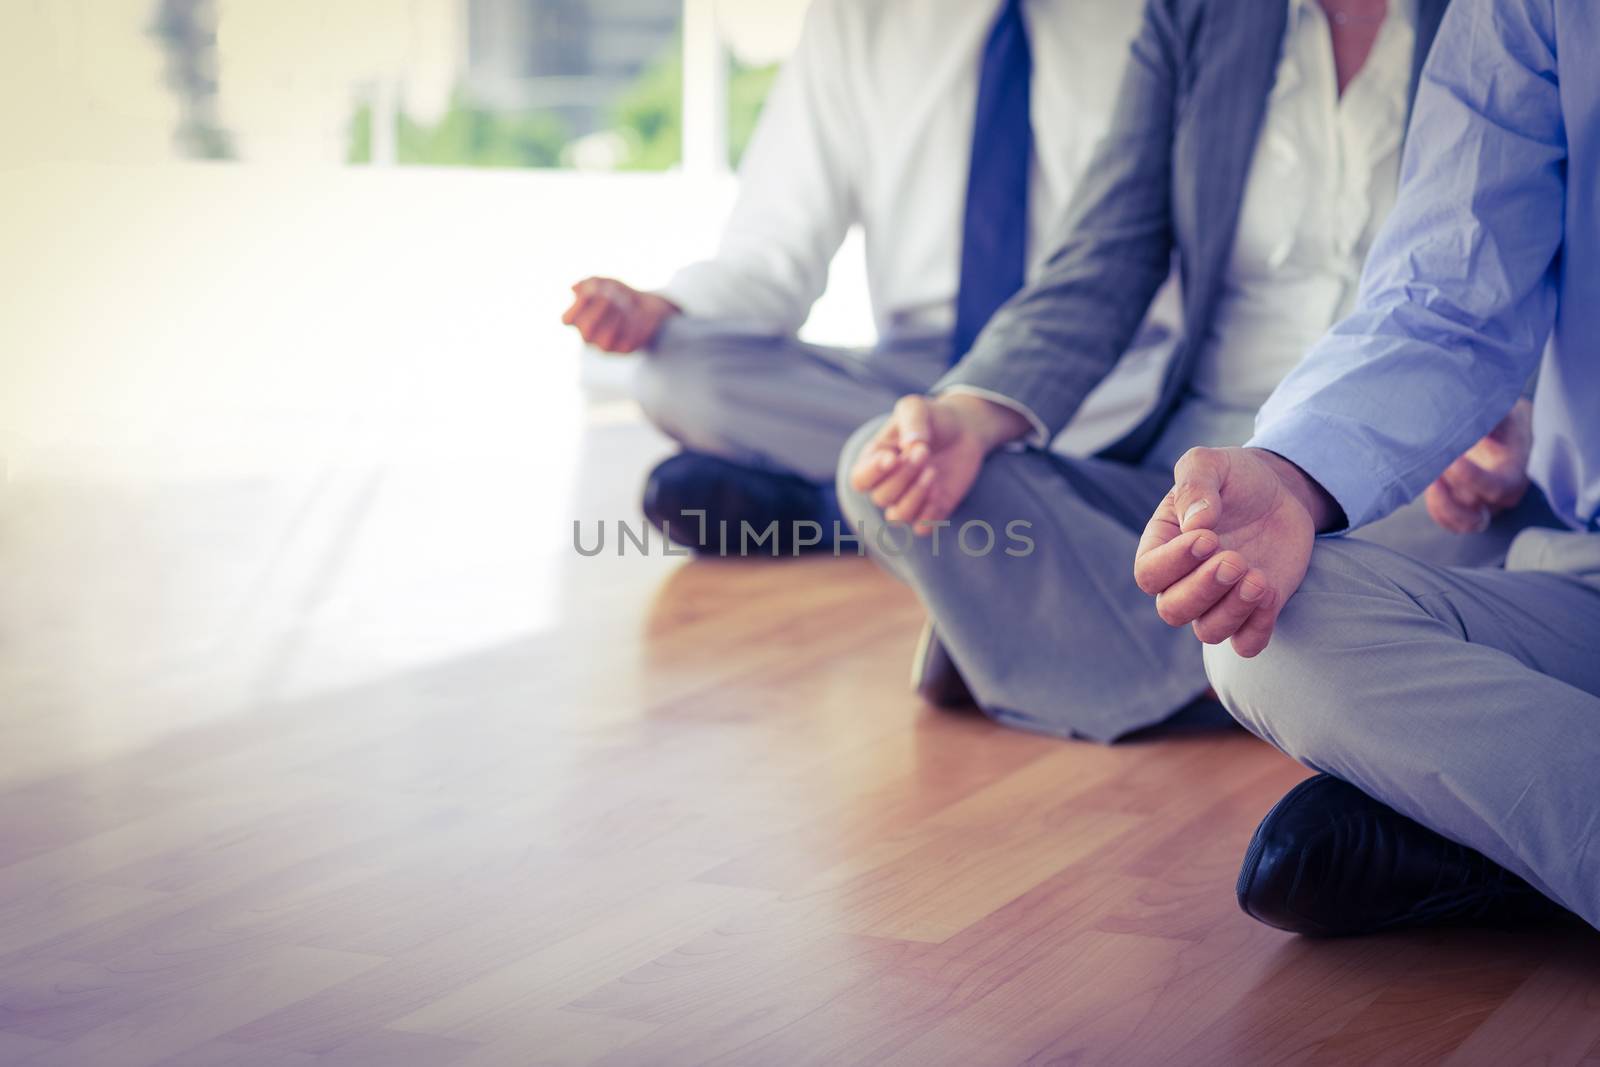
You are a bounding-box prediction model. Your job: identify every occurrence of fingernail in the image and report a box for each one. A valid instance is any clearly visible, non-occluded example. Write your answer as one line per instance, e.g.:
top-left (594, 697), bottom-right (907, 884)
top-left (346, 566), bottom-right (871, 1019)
top-left (1216, 561), bottom-right (1244, 585)
top-left (1182, 500), bottom-right (1209, 525)
top-left (1239, 579), bottom-right (1265, 603)
top-left (1191, 534), bottom-right (1216, 559)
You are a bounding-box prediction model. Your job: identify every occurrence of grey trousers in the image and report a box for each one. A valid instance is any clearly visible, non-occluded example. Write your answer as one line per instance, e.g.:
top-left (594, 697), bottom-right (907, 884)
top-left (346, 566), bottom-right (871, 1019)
top-left (1206, 528), bottom-right (1600, 929)
top-left (634, 319), bottom-right (951, 485)
top-left (836, 396), bottom-right (1555, 742)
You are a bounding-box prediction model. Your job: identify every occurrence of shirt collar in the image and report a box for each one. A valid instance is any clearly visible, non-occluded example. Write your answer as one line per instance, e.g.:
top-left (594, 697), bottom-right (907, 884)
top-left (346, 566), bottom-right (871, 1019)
top-left (1288, 0), bottom-right (1417, 34)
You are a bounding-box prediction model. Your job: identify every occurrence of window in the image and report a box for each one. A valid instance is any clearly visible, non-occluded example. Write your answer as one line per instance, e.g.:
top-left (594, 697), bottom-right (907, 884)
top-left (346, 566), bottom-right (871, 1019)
top-left (11, 0), bottom-right (797, 172)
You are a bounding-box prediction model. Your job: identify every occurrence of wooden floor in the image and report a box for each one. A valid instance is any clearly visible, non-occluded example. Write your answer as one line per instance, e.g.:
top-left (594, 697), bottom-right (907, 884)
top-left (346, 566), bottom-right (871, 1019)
top-left (2, 412), bottom-right (1598, 1067)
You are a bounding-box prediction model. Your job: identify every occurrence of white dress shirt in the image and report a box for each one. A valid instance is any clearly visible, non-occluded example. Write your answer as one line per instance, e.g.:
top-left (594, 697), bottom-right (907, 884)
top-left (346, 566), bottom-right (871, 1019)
top-left (657, 0), bottom-right (1153, 340)
top-left (1189, 0), bottom-right (1416, 410)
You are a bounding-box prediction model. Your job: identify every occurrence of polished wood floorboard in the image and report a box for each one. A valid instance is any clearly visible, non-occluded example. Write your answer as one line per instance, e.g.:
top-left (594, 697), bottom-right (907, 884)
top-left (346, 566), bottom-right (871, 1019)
top-left (1, 413), bottom-right (1597, 1066)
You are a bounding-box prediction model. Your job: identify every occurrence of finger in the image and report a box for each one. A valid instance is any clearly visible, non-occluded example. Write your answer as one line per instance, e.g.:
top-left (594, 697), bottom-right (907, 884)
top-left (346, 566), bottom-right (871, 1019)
top-left (610, 326), bottom-right (643, 354)
top-left (1171, 448), bottom-right (1229, 533)
top-left (1153, 550), bottom-right (1250, 629)
top-left (592, 307), bottom-right (631, 351)
top-left (851, 422), bottom-right (903, 492)
top-left (570, 279), bottom-right (612, 317)
top-left (619, 319), bottom-right (659, 354)
top-left (888, 466), bottom-right (937, 527)
top-left (1134, 524), bottom-right (1220, 596)
top-left (1229, 600), bottom-right (1282, 658)
top-left (1443, 455), bottom-right (1522, 509)
top-left (1192, 569), bottom-right (1275, 645)
top-left (561, 294), bottom-right (594, 327)
top-left (871, 454), bottom-right (928, 511)
top-left (852, 444), bottom-right (902, 493)
top-left (573, 296), bottom-right (614, 339)
top-left (1134, 490), bottom-right (1181, 567)
top-left (587, 307), bottom-right (630, 350)
top-left (914, 472), bottom-right (963, 531)
top-left (893, 396), bottom-right (934, 464)
top-left (1425, 480), bottom-right (1489, 534)
top-left (1441, 457), bottom-right (1504, 503)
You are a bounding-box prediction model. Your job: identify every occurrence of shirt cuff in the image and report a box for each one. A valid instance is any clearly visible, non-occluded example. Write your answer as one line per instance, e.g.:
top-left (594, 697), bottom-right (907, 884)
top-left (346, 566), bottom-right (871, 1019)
top-left (937, 385), bottom-right (1052, 449)
top-left (651, 278), bottom-right (709, 320)
top-left (1247, 414), bottom-right (1410, 533)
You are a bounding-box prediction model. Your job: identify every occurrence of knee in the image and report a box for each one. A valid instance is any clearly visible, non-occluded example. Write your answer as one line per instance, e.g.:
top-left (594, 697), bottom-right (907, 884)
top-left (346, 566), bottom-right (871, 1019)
top-left (835, 416), bottom-right (891, 528)
top-left (627, 348), bottom-right (684, 435)
top-left (1204, 546), bottom-right (1370, 763)
top-left (632, 343), bottom-right (734, 449)
top-left (1205, 637), bottom-right (1342, 769)
top-left (1204, 641), bottom-right (1305, 754)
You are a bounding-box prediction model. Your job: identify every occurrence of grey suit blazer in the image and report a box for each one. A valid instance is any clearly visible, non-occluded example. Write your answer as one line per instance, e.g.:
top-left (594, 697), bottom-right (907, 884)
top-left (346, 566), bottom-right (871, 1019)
top-left (939, 0), bottom-right (1449, 464)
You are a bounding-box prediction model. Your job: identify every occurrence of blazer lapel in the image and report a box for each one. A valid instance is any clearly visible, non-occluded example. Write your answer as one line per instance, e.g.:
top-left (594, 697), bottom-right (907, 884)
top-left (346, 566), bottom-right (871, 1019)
top-left (1103, 0), bottom-right (1288, 463)
top-left (1178, 0), bottom-right (1288, 356)
top-left (1185, 0), bottom-right (1447, 318)
top-left (1108, 0), bottom-right (1435, 463)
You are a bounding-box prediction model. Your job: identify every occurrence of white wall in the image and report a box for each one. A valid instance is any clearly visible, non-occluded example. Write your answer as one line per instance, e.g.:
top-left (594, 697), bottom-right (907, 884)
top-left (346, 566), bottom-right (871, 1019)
top-left (0, 162), bottom-right (872, 483)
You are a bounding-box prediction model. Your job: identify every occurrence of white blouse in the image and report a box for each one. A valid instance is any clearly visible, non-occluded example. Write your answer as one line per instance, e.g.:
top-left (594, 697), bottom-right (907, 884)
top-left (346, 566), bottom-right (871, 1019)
top-left (1189, 0), bottom-right (1416, 410)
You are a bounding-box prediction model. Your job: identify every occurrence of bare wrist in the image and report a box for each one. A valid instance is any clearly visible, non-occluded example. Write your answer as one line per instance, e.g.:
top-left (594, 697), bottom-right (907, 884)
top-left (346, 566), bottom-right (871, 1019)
top-left (939, 393), bottom-right (1030, 451)
top-left (645, 292), bottom-right (682, 318)
top-left (1252, 448), bottom-right (1345, 532)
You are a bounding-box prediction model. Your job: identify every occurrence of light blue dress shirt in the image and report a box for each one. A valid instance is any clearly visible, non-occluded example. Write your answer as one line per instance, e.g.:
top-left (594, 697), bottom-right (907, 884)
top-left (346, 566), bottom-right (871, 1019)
top-left (1248, 0), bottom-right (1600, 532)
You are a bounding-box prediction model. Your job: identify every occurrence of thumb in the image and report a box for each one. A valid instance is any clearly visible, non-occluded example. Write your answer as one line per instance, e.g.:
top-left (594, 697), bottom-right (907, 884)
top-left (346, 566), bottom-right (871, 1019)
top-left (893, 395), bottom-right (934, 462)
top-left (1172, 447), bottom-right (1227, 533)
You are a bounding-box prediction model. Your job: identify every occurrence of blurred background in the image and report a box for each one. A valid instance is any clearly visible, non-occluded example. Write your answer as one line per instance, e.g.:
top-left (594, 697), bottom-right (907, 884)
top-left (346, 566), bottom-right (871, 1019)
top-left (0, 0), bottom-right (872, 481)
top-left (2, 0), bottom-right (797, 172)
top-left (0, 1), bottom-right (877, 747)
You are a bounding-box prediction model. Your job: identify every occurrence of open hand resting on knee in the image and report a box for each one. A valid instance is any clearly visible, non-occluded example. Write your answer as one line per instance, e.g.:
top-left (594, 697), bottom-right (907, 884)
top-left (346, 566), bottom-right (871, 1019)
top-left (1133, 447), bottom-right (1340, 658)
top-left (848, 394), bottom-right (1030, 533)
top-left (562, 277), bottom-right (680, 354)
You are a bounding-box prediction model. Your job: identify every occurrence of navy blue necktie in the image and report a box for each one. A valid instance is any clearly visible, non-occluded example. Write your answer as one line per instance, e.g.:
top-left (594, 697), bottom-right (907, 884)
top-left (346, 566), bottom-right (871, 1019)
top-left (951, 0), bottom-right (1033, 364)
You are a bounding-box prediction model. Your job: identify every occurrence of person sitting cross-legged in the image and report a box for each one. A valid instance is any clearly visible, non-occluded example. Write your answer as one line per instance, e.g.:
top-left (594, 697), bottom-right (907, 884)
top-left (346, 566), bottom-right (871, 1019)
top-left (562, 0), bottom-right (1178, 554)
top-left (1133, 0), bottom-right (1598, 935)
top-left (838, 0), bottom-right (1554, 741)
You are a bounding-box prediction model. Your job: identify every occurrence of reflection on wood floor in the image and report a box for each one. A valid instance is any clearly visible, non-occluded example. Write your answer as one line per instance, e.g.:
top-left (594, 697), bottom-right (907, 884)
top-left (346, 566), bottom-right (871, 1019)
top-left (1, 413), bottom-right (1597, 1067)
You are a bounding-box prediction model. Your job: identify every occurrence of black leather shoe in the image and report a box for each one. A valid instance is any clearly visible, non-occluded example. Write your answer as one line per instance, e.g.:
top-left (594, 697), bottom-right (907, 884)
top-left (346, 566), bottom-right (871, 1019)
top-left (910, 622), bottom-right (976, 708)
top-left (1238, 773), bottom-right (1574, 937)
top-left (642, 452), bottom-right (832, 556)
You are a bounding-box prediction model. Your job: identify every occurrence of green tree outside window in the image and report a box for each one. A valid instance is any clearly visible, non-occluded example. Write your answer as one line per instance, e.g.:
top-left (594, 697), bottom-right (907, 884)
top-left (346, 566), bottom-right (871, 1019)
top-left (348, 41), bottom-right (779, 171)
